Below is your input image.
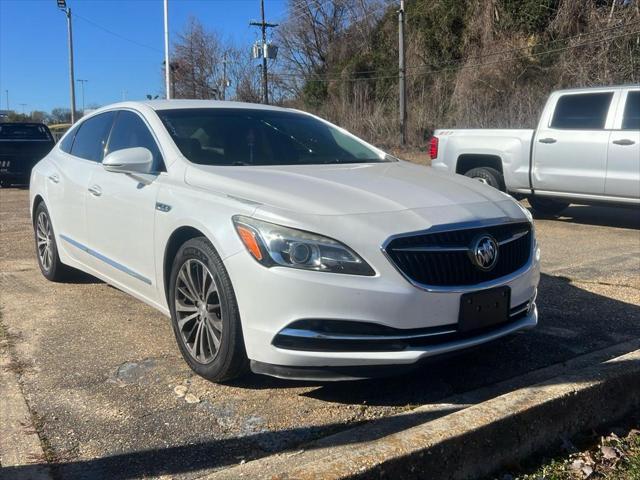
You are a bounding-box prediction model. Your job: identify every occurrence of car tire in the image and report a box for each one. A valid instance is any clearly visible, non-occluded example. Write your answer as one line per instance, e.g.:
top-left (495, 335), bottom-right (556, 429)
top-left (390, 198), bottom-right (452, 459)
top-left (169, 237), bottom-right (249, 382)
top-left (528, 196), bottom-right (569, 217)
top-left (33, 202), bottom-right (72, 281)
top-left (464, 167), bottom-right (505, 191)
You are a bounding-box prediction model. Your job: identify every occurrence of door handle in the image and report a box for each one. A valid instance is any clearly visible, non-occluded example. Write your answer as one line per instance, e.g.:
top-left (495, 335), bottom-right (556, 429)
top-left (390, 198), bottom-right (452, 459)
top-left (612, 139), bottom-right (635, 146)
top-left (88, 185), bottom-right (102, 197)
top-left (48, 174), bottom-right (60, 184)
top-left (538, 138), bottom-right (557, 144)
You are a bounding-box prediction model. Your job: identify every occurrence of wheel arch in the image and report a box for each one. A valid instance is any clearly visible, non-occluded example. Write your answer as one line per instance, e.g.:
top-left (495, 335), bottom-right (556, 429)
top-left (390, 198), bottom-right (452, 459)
top-left (32, 194), bottom-right (45, 222)
top-left (455, 154), bottom-right (504, 175)
top-left (162, 226), bottom-right (208, 304)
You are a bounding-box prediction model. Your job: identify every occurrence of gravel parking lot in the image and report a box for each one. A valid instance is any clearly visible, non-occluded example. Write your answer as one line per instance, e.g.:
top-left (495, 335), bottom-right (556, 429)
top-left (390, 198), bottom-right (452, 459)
top-left (1, 187), bottom-right (639, 479)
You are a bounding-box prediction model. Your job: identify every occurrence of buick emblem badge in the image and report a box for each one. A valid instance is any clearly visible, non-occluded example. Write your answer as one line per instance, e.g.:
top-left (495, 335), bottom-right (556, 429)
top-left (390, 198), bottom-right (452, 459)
top-left (470, 235), bottom-right (499, 271)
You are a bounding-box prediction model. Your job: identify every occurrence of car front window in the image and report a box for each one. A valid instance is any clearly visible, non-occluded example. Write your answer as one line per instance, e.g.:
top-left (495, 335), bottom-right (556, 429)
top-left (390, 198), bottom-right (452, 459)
top-left (157, 108), bottom-right (390, 166)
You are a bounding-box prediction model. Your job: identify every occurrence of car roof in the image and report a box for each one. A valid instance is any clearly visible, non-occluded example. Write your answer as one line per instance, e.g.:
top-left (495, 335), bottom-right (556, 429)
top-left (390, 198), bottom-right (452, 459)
top-left (94, 99), bottom-right (294, 113)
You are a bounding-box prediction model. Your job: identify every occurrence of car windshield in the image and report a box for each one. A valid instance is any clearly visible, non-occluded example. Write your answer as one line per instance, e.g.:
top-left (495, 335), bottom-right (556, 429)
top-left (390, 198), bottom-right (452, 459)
top-left (0, 124), bottom-right (52, 141)
top-left (157, 108), bottom-right (390, 166)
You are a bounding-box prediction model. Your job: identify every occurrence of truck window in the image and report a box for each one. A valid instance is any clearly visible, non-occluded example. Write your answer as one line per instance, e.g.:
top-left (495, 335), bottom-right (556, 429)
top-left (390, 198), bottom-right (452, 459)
top-left (550, 92), bottom-right (613, 130)
top-left (621, 91), bottom-right (640, 130)
top-left (0, 124), bottom-right (52, 141)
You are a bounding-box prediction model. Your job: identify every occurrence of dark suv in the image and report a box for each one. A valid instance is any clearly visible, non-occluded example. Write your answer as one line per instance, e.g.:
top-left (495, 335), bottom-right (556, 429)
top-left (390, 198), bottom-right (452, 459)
top-left (0, 123), bottom-right (55, 187)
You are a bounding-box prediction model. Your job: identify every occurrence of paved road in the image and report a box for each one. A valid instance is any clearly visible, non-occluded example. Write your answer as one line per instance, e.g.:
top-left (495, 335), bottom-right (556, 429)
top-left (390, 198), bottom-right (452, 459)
top-left (0, 188), bottom-right (638, 479)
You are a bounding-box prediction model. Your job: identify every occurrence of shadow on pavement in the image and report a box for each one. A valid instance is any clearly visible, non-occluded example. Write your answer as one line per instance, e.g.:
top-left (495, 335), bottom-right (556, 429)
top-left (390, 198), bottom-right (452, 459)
top-left (2, 275), bottom-right (639, 479)
top-left (536, 204), bottom-right (640, 230)
top-left (60, 269), bottom-right (105, 285)
top-left (3, 357), bottom-right (638, 480)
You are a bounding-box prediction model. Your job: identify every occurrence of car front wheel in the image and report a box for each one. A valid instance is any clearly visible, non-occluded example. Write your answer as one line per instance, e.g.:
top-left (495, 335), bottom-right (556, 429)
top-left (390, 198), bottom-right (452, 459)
top-left (169, 237), bottom-right (249, 382)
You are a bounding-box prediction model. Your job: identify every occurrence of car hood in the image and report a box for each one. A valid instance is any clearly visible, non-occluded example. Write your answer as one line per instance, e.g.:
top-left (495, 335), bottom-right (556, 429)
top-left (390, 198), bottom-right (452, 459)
top-left (185, 161), bottom-right (510, 216)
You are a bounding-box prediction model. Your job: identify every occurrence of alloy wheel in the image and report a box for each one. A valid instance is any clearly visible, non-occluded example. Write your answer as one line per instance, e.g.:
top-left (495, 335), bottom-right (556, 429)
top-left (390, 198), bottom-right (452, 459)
top-left (174, 259), bottom-right (223, 364)
top-left (36, 212), bottom-right (53, 272)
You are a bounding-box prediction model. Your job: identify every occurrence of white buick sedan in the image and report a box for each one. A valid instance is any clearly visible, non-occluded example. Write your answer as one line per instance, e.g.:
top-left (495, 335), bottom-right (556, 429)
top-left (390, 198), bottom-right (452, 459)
top-left (30, 101), bottom-right (540, 381)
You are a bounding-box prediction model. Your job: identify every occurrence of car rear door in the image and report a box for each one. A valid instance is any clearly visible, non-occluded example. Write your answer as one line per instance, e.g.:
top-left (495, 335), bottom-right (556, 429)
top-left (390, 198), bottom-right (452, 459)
top-left (85, 110), bottom-right (165, 300)
top-left (50, 112), bottom-right (116, 265)
top-left (532, 90), bottom-right (619, 196)
top-left (606, 89), bottom-right (640, 199)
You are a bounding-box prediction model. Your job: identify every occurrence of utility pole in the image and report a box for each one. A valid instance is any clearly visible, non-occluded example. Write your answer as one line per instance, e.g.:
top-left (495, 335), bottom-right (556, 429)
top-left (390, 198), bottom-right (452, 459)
top-left (4, 90), bottom-right (8, 111)
top-left (398, 0), bottom-right (406, 145)
top-left (164, 0), bottom-right (171, 99)
top-left (222, 52), bottom-right (228, 101)
top-left (250, 0), bottom-right (278, 104)
top-left (57, 0), bottom-right (77, 123)
top-left (77, 79), bottom-right (87, 115)
top-left (19, 104), bottom-right (27, 116)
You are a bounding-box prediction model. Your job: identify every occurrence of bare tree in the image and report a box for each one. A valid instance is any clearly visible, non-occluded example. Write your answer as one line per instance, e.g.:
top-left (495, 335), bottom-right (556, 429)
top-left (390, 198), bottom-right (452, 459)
top-left (170, 17), bottom-right (224, 99)
top-left (226, 47), bottom-right (262, 103)
top-left (274, 0), bottom-right (385, 96)
top-left (167, 17), bottom-right (263, 103)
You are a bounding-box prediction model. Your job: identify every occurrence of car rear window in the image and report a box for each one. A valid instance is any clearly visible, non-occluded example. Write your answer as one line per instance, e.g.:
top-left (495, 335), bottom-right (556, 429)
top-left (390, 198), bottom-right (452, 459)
top-left (0, 124), bottom-right (52, 141)
top-left (157, 108), bottom-right (388, 166)
top-left (550, 92), bottom-right (614, 130)
top-left (622, 91), bottom-right (640, 130)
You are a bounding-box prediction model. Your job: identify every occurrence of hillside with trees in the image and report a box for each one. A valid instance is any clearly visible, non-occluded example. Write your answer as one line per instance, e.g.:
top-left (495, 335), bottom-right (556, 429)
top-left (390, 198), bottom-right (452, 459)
top-left (168, 0), bottom-right (640, 148)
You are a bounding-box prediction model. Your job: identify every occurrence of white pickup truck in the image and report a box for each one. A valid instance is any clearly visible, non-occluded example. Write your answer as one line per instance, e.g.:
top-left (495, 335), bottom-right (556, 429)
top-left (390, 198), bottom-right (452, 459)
top-left (430, 85), bottom-right (640, 216)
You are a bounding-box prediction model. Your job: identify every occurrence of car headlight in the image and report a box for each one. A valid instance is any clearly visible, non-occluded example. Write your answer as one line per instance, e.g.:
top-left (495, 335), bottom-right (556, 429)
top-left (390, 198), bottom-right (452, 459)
top-left (232, 215), bottom-right (375, 276)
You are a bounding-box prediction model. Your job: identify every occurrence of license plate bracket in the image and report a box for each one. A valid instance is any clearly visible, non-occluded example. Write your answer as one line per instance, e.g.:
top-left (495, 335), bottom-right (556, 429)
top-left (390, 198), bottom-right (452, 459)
top-left (458, 286), bottom-right (511, 333)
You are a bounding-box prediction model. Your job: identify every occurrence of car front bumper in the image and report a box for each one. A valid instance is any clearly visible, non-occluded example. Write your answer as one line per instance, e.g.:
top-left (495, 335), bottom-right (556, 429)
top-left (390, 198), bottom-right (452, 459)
top-left (224, 240), bottom-right (540, 377)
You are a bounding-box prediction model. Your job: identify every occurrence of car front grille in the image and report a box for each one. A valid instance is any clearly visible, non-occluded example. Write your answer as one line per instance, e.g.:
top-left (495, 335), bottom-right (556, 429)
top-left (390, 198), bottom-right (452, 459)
top-left (384, 221), bottom-right (533, 288)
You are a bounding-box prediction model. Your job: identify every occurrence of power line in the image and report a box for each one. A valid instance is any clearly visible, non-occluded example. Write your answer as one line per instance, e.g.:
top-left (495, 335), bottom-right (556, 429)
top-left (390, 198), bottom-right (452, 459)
top-left (271, 28), bottom-right (640, 83)
top-left (348, 1), bottom-right (394, 24)
top-left (275, 18), bottom-right (640, 79)
top-left (284, 0), bottom-right (330, 20)
top-left (416, 18), bottom-right (640, 73)
top-left (74, 13), bottom-right (162, 53)
top-left (285, 0), bottom-right (391, 24)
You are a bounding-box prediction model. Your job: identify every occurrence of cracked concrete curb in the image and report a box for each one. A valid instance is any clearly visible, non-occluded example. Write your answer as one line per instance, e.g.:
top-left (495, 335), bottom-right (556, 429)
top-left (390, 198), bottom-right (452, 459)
top-left (0, 352), bottom-right (51, 480)
top-left (208, 349), bottom-right (640, 480)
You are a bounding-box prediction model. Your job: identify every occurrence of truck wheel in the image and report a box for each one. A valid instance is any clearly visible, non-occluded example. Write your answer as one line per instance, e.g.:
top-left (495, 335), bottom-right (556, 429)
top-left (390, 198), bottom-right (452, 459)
top-left (464, 167), bottom-right (505, 191)
top-left (528, 196), bottom-right (569, 217)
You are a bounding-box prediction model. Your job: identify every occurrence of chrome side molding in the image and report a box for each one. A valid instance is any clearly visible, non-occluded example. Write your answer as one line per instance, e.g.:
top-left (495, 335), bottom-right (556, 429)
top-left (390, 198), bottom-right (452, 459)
top-left (59, 234), bottom-right (152, 285)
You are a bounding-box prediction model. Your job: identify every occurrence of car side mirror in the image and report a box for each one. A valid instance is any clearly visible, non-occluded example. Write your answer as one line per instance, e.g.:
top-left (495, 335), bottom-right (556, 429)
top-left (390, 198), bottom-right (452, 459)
top-left (102, 147), bottom-right (153, 174)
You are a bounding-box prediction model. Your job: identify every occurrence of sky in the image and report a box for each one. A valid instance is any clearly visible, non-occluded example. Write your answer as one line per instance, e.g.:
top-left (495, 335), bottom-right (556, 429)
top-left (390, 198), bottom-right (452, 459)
top-left (0, 0), bottom-right (289, 114)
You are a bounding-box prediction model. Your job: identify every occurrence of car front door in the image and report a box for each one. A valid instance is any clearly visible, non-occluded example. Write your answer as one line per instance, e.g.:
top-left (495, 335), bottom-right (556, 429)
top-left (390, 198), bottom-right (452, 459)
top-left (50, 112), bottom-right (116, 265)
top-left (606, 89), bottom-right (640, 199)
top-left (532, 91), bottom-right (618, 196)
top-left (85, 110), bottom-right (165, 301)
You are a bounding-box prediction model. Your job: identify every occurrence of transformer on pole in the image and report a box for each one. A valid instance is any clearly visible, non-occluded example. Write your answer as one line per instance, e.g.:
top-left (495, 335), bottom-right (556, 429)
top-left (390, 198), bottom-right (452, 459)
top-left (250, 0), bottom-right (278, 104)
